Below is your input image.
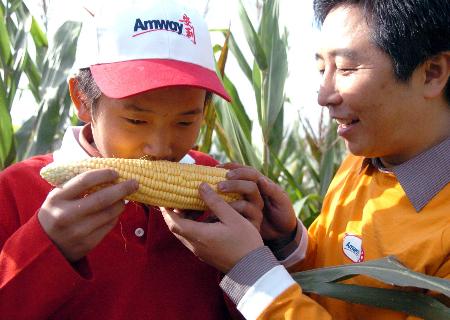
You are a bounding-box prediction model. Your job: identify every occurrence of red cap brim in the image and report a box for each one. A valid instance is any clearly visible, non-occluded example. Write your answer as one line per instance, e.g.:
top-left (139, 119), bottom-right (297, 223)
top-left (90, 59), bottom-right (231, 101)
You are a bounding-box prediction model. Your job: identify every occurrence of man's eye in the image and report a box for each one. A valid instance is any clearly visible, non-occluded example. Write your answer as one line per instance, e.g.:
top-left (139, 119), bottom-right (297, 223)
top-left (337, 68), bottom-right (357, 74)
top-left (178, 121), bottom-right (193, 127)
top-left (125, 118), bottom-right (147, 125)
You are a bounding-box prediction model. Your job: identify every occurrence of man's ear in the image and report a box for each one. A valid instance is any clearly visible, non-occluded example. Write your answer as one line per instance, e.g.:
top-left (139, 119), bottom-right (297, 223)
top-left (423, 51), bottom-right (450, 99)
top-left (69, 77), bottom-right (92, 123)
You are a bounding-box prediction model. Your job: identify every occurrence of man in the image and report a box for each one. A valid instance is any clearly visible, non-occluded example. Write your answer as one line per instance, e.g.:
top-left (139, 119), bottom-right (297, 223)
top-left (161, 0), bottom-right (450, 319)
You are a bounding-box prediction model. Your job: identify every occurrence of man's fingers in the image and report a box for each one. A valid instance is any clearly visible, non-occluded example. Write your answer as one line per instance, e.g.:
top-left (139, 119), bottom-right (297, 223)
top-left (56, 169), bottom-right (120, 199)
top-left (217, 180), bottom-right (264, 209)
top-left (228, 200), bottom-right (262, 231)
top-left (257, 176), bottom-right (285, 201)
top-left (217, 162), bottom-right (246, 170)
top-left (225, 167), bottom-right (263, 182)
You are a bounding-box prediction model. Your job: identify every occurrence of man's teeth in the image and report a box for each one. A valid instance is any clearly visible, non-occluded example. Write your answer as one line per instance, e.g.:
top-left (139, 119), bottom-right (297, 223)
top-left (336, 119), bottom-right (356, 125)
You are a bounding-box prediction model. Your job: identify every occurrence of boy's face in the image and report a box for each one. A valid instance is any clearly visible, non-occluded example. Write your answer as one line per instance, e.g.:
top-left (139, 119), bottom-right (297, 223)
top-left (316, 5), bottom-right (427, 165)
top-left (88, 87), bottom-right (206, 162)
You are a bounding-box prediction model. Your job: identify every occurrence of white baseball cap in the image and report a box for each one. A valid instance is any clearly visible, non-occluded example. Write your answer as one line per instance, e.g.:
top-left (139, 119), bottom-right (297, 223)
top-left (74, 0), bottom-right (230, 101)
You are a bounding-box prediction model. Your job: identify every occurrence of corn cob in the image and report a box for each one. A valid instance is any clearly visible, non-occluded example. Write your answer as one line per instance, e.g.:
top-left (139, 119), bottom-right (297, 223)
top-left (40, 158), bottom-right (241, 210)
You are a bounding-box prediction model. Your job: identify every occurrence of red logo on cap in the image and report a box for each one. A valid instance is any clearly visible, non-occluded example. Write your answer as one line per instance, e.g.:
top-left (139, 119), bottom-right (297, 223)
top-left (132, 14), bottom-right (196, 44)
top-left (179, 14), bottom-right (196, 44)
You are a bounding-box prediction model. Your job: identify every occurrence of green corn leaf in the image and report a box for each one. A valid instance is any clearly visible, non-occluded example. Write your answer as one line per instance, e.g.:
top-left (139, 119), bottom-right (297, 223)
top-left (213, 118), bottom-right (234, 160)
top-left (272, 152), bottom-right (304, 199)
top-left (216, 100), bottom-right (260, 169)
top-left (30, 17), bottom-right (48, 47)
top-left (302, 282), bottom-right (450, 320)
top-left (30, 16), bottom-right (48, 69)
top-left (199, 97), bottom-right (217, 154)
top-left (0, 98), bottom-right (15, 169)
top-left (23, 52), bottom-right (42, 101)
top-left (222, 75), bottom-right (252, 141)
top-left (267, 102), bottom-right (285, 161)
top-left (9, 0), bottom-right (23, 13)
top-left (199, 30), bottom-right (230, 153)
top-left (293, 256), bottom-right (450, 297)
top-left (259, 0), bottom-right (287, 134)
top-left (237, 0), bottom-right (268, 71)
top-left (23, 20), bottom-right (81, 158)
top-left (318, 144), bottom-right (335, 197)
top-left (14, 115), bottom-right (35, 160)
top-left (212, 29), bottom-right (253, 84)
top-left (252, 60), bottom-right (262, 124)
top-left (6, 13), bottom-right (30, 111)
top-left (0, 5), bottom-right (12, 67)
top-left (293, 256), bottom-right (450, 319)
top-left (319, 120), bottom-right (339, 197)
top-left (294, 193), bottom-right (320, 218)
top-left (227, 32), bottom-right (253, 83)
top-left (0, 72), bottom-right (6, 110)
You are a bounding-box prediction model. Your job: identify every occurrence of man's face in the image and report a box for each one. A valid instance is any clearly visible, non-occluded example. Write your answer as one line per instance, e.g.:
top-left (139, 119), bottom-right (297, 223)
top-left (89, 86), bottom-right (206, 162)
top-left (316, 5), bottom-right (426, 164)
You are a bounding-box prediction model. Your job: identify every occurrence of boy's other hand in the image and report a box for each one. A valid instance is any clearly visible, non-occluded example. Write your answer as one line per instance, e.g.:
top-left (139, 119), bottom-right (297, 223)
top-left (38, 169), bottom-right (138, 262)
top-left (219, 163), bottom-right (298, 242)
top-left (161, 183), bottom-right (264, 273)
top-left (216, 171), bottom-right (264, 232)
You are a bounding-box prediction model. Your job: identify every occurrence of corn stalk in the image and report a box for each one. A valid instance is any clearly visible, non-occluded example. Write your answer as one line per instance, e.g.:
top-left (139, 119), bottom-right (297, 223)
top-left (203, 0), bottom-right (345, 224)
top-left (0, 0), bottom-right (80, 169)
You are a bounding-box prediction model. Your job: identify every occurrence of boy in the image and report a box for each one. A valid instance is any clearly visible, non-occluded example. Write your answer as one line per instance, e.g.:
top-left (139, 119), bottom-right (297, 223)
top-left (161, 0), bottom-right (450, 319)
top-left (0, 1), bottom-right (262, 319)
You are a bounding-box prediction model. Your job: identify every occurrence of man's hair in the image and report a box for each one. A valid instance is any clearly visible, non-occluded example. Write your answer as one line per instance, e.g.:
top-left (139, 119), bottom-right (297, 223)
top-left (75, 69), bottom-right (213, 117)
top-left (313, 0), bottom-right (450, 102)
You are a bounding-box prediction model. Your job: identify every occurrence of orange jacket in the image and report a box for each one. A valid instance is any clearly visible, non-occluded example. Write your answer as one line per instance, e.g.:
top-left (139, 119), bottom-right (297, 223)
top-left (239, 154), bottom-right (449, 320)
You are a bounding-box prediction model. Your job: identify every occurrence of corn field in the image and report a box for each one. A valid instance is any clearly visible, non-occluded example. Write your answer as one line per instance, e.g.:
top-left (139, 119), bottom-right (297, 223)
top-left (0, 0), bottom-right (449, 318)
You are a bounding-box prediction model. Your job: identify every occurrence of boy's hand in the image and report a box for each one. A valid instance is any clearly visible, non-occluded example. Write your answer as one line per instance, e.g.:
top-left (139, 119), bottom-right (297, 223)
top-left (219, 163), bottom-right (298, 241)
top-left (161, 183), bottom-right (264, 273)
top-left (38, 169), bottom-right (138, 262)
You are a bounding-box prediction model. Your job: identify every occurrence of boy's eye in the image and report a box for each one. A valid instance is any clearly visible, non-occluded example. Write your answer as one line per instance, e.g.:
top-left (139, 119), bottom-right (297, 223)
top-left (125, 118), bottom-right (147, 125)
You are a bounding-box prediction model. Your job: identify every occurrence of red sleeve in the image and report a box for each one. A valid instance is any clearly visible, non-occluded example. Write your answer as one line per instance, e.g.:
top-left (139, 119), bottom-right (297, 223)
top-left (0, 155), bottom-right (91, 319)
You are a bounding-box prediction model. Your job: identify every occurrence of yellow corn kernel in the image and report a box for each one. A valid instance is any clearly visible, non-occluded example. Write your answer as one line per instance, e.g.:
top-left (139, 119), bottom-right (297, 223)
top-left (40, 158), bottom-right (241, 210)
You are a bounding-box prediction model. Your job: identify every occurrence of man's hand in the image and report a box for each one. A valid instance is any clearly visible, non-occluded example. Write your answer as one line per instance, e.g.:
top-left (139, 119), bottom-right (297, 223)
top-left (161, 183), bottom-right (264, 273)
top-left (38, 169), bottom-right (139, 262)
top-left (218, 163), bottom-right (298, 241)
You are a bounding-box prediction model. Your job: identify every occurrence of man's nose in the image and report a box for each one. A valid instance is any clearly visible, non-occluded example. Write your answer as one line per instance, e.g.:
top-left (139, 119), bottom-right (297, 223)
top-left (317, 71), bottom-right (343, 108)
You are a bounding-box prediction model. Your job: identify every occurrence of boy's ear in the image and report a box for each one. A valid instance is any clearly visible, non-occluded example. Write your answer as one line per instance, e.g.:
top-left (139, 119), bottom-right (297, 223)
top-left (423, 51), bottom-right (450, 99)
top-left (69, 77), bottom-right (92, 123)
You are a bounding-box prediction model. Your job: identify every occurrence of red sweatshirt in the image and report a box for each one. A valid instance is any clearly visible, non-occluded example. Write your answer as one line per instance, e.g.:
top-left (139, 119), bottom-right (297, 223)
top-left (0, 151), bottom-right (237, 319)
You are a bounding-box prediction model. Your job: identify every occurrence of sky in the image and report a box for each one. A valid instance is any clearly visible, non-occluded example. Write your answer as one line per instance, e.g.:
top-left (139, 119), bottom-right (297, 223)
top-left (13, 0), bottom-right (323, 127)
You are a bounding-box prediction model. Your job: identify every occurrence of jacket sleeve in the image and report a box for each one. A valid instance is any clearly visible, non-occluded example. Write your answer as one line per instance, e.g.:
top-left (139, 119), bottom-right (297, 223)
top-left (287, 228), bottom-right (318, 273)
top-left (220, 247), bottom-right (331, 320)
top-left (256, 284), bottom-right (332, 320)
top-left (0, 159), bottom-right (91, 320)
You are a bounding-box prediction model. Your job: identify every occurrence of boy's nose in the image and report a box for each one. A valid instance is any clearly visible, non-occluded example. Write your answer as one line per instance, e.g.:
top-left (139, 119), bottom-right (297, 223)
top-left (143, 138), bottom-right (173, 161)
